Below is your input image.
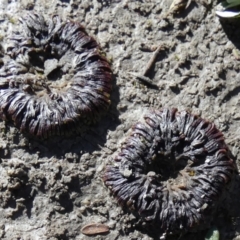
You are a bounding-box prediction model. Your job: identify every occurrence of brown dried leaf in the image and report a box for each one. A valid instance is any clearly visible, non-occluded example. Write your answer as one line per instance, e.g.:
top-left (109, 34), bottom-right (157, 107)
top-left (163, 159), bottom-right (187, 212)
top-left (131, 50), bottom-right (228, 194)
top-left (81, 223), bottom-right (109, 236)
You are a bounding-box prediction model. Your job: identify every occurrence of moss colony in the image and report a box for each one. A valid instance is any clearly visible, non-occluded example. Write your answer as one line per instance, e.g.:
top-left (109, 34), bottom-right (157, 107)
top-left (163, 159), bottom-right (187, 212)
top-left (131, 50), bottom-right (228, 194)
top-left (0, 13), bottom-right (112, 138)
top-left (104, 108), bottom-right (234, 233)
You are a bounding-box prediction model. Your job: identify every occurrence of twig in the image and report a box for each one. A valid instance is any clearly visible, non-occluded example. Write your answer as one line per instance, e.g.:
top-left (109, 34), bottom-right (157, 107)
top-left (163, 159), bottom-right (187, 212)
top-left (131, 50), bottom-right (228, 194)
top-left (128, 45), bottom-right (164, 88)
top-left (128, 72), bottom-right (158, 88)
top-left (142, 45), bottom-right (162, 77)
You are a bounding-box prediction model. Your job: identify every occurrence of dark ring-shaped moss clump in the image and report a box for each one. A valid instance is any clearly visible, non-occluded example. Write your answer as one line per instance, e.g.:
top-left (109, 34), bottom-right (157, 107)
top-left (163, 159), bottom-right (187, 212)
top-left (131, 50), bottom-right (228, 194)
top-left (104, 108), bottom-right (234, 233)
top-left (0, 13), bottom-right (112, 138)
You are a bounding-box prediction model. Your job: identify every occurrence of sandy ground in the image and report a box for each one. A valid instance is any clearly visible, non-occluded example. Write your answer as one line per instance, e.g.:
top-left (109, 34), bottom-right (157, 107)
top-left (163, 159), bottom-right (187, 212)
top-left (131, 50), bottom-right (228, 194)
top-left (0, 0), bottom-right (240, 239)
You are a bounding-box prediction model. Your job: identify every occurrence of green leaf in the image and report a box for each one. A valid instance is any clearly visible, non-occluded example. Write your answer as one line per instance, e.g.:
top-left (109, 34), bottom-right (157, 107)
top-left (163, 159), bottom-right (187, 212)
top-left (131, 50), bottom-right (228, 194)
top-left (226, 0), bottom-right (240, 4)
top-left (205, 227), bottom-right (220, 240)
top-left (223, 0), bottom-right (240, 8)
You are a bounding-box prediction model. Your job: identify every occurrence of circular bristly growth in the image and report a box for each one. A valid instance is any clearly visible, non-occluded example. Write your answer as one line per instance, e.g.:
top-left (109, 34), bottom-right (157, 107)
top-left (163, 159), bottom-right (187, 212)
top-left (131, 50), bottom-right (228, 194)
top-left (104, 108), bottom-right (235, 233)
top-left (0, 13), bottom-right (112, 138)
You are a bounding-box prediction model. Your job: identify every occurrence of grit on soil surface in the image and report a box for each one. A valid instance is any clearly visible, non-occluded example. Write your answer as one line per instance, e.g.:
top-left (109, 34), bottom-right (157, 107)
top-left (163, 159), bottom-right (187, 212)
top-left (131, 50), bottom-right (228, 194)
top-left (0, 0), bottom-right (240, 239)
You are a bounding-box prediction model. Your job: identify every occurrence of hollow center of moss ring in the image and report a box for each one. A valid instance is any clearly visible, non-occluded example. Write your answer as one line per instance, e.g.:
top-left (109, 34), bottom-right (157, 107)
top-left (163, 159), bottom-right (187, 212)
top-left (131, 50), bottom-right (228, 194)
top-left (16, 46), bottom-right (73, 97)
top-left (143, 137), bottom-right (205, 185)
